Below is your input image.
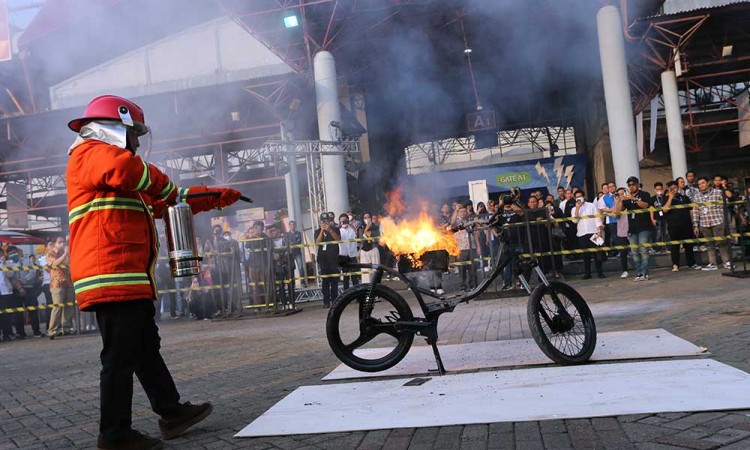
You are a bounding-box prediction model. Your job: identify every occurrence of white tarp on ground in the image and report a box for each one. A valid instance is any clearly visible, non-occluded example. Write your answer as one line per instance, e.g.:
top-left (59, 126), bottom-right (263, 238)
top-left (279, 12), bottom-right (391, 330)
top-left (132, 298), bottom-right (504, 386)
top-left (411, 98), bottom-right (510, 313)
top-left (236, 359), bottom-right (750, 437)
top-left (323, 329), bottom-right (708, 381)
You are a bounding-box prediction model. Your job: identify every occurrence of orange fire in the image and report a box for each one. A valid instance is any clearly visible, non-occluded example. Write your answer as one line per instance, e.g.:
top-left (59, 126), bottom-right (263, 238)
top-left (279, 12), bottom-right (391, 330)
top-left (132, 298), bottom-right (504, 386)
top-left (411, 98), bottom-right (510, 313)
top-left (379, 189), bottom-right (460, 263)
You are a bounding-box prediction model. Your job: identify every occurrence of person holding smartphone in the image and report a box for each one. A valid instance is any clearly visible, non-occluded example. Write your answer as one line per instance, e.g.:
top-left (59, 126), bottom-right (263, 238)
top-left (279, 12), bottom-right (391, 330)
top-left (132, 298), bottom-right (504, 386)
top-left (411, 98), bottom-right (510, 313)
top-left (572, 191), bottom-right (605, 279)
top-left (315, 213), bottom-right (340, 307)
top-left (614, 176), bottom-right (653, 281)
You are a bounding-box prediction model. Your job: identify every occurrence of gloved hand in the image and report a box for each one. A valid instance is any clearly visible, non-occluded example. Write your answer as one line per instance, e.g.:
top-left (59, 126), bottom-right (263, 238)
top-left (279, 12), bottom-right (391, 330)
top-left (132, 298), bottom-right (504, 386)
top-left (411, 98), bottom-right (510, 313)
top-left (213, 188), bottom-right (242, 208)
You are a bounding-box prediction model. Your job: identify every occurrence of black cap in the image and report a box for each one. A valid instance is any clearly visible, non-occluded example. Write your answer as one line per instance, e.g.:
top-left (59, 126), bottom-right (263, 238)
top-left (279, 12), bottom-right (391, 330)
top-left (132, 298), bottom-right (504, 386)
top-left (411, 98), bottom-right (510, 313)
top-left (319, 213), bottom-right (329, 221)
top-left (626, 176), bottom-right (640, 184)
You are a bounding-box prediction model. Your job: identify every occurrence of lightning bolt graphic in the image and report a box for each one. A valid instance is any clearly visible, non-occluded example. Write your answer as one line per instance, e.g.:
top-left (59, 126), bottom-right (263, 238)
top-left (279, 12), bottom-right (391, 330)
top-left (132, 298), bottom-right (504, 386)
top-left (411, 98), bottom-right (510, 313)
top-left (535, 162), bottom-right (550, 184)
top-left (553, 158), bottom-right (564, 187)
top-left (564, 165), bottom-right (575, 189)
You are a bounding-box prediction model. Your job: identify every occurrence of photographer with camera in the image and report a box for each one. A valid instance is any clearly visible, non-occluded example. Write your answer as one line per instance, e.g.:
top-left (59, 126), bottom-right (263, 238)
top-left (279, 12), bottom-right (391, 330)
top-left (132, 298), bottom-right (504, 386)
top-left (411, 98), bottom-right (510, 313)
top-left (315, 213), bottom-right (340, 308)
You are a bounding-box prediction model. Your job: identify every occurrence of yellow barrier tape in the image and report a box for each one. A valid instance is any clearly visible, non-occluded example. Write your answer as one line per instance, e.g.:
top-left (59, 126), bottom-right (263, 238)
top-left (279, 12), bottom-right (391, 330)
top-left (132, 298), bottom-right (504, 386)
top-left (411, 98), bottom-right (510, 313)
top-left (519, 232), bottom-right (750, 258)
top-left (0, 301), bottom-right (77, 315)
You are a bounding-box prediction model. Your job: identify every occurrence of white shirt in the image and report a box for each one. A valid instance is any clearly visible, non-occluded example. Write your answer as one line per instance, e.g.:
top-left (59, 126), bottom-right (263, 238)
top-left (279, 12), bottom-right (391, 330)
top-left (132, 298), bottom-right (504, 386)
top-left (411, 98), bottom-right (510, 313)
top-left (573, 201), bottom-right (603, 237)
top-left (0, 262), bottom-right (13, 296)
top-left (338, 225), bottom-right (358, 258)
top-left (38, 255), bottom-right (51, 285)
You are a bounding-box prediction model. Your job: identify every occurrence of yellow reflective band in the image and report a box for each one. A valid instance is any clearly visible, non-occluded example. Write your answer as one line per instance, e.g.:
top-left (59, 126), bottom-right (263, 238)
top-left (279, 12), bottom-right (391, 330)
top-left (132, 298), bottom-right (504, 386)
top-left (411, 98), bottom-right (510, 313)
top-left (135, 161), bottom-right (151, 191)
top-left (159, 181), bottom-right (175, 201)
top-left (68, 197), bottom-right (144, 225)
top-left (178, 187), bottom-right (189, 202)
top-left (74, 273), bottom-right (151, 294)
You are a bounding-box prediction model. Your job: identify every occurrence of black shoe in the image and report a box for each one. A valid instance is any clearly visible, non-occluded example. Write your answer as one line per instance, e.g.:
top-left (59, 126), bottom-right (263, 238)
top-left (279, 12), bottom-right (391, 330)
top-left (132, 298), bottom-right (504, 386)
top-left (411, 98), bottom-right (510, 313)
top-left (97, 430), bottom-right (163, 450)
top-left (33, 332), bottom-right (45, 338)
top-left (158, 402), bottom-right (213, 440)
top-left (581, 274), bottom-right (592, 280)
top-left (16, 334), bottom-right (27, 340)
top-left (598, 273), bottom-right (606, 279)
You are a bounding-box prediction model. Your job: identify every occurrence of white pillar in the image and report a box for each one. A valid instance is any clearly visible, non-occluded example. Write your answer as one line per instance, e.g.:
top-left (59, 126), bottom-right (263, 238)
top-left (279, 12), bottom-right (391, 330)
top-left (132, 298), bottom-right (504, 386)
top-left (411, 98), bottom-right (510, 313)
top-left (313, 51), bottom-right (349, 216)
top-left (281, 122), bottom-right (302, 223)
top-left (597, 5), bottom-right (640, 188)
top-left (661, 70), bottom-right (688, 181)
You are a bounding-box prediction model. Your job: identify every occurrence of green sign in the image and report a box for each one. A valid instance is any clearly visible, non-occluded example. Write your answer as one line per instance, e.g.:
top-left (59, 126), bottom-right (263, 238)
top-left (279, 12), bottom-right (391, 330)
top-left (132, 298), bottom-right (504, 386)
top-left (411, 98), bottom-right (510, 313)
top-left (495, 171), bottom-right (531, 186)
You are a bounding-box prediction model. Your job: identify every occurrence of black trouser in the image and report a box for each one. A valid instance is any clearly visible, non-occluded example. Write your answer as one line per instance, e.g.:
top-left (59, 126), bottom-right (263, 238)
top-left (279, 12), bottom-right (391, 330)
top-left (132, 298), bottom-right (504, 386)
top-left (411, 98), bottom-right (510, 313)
top-left (15, 287), bottom-right (41, 336)
top-left (0, 294), bottom-right (13, 339)
top-left (668, 225), bottom-right (696, 267)
top-left (319, 260), bottom-right (339, 306)
top-left (654, 219), bottom-right (669, 251)
top-left (578, 234), bottom-right (604, 277)
top-left (94, 300), bottom-right (181, 443)
top-left (339, 256), bottom-right (360, 290)
top-left (563, 224), bottom-right (579, 258)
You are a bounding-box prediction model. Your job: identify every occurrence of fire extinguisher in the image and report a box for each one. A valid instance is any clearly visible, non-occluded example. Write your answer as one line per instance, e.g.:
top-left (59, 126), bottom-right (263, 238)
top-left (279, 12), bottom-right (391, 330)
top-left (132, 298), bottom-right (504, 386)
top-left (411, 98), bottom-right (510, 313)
top-left (163, 192), bottom-right (252, 278)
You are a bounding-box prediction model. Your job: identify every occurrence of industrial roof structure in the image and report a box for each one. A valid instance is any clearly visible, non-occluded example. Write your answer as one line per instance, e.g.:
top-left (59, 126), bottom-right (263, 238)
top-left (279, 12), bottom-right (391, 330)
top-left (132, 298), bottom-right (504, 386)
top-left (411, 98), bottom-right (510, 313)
top-left (0, 0), bottom-right (748, 232)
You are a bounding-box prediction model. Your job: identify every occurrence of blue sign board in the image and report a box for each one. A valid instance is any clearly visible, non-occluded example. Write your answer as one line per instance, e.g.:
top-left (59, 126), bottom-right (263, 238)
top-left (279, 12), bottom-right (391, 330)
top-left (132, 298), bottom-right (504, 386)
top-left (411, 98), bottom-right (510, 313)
top-left (410, 154), bottom-right (587, 199)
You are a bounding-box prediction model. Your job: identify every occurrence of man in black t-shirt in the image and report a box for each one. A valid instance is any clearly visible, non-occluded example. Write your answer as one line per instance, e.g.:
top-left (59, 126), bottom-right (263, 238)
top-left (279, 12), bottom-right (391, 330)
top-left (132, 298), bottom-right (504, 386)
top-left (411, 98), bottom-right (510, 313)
top-left (663, 180), bottom-right (697, 270)
top-left (649, 182), bottom-right (669, 253)
top-left (615, 176), bottom-right (653, 281)
top-left (284, 221), bottom-right (306, 287)
top-left (314, 213), bottom-right (340, 308)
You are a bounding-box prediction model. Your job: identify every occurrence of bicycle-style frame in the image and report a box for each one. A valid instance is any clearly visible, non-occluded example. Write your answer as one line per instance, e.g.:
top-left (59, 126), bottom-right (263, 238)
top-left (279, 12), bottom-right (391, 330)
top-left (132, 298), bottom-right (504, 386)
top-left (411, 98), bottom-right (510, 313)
top-left (344, 221), bottom-right (553, 375)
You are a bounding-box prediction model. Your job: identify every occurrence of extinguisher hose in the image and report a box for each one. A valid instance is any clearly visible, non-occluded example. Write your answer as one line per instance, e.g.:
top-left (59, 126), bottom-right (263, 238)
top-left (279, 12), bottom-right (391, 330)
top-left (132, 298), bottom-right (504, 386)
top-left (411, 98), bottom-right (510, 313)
top-left (184, 191), bottom-right (253, 204)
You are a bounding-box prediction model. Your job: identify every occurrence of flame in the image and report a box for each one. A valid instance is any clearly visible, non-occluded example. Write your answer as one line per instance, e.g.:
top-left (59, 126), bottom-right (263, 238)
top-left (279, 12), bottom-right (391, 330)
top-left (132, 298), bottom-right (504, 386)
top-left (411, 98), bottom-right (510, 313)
top-left (380, 188), bottom-right (460, 265)
top-left (383, 187), bottom-right (406, 217)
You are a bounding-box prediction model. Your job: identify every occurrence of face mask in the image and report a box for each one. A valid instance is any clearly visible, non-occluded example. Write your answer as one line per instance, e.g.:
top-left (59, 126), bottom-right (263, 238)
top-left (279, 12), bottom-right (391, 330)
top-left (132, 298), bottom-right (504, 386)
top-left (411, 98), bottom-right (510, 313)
top-left (341, 221), bottom-right (349, 227)
top-left (655, 190), bottom-right (663, 195)
top-left (576, 198), bottom-right (584, 204)
top-left (364, 218), bottom-right (371, 225)
top-left (348, 215), bottom-right (353, 221)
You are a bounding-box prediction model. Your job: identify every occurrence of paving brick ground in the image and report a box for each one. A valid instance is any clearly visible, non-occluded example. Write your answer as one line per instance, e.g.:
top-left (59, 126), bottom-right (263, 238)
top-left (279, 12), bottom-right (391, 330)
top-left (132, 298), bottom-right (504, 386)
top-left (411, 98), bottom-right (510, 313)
top-left (0, 268), bottom-right (749, 449)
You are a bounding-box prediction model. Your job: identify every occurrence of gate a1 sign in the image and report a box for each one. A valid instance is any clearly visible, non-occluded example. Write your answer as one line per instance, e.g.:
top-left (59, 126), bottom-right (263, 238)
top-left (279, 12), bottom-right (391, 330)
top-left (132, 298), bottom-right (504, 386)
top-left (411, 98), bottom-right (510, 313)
top-left (467, 111), bottom-right (496, 132)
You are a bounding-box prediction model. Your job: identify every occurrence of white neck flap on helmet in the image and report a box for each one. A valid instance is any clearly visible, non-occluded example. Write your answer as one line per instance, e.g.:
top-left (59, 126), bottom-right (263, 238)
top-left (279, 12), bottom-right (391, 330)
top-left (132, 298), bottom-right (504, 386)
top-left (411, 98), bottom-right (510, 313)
top-left (68, 120), bottom-right (128, 155)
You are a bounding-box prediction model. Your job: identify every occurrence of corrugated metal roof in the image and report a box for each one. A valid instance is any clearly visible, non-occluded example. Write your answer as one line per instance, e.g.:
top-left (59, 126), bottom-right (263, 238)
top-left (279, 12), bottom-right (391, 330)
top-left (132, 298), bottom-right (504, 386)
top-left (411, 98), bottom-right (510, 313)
top-left (645, 0), bottom-right (750, 18)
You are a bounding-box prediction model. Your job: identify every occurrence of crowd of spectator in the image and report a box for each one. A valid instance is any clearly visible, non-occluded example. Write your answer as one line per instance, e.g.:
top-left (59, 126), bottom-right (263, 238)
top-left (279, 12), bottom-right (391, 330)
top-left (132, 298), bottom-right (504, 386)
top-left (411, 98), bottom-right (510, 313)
top-left (2, 172), bottom-right (748, 342)
top-left (0, 235), bottom-right (78, 343)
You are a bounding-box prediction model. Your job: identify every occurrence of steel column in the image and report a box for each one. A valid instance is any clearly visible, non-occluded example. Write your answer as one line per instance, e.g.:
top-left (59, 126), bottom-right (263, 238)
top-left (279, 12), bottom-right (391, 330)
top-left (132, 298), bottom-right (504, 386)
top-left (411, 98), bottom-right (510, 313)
top-left (597, 5), bottom-right (640, 187)
top-left (661, 70), bottom-right (688, 180)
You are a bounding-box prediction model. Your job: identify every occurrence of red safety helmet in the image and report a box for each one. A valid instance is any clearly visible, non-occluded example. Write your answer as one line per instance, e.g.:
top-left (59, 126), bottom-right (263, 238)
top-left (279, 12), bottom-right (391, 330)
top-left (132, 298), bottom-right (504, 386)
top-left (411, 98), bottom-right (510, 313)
top-left (68, 95), bottom-right (149, 136)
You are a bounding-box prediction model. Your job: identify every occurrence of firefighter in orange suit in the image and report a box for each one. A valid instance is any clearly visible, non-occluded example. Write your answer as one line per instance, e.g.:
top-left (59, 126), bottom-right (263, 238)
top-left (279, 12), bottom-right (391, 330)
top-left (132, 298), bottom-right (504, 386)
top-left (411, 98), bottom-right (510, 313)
top-left (66, 95), bottom-right (241, 450)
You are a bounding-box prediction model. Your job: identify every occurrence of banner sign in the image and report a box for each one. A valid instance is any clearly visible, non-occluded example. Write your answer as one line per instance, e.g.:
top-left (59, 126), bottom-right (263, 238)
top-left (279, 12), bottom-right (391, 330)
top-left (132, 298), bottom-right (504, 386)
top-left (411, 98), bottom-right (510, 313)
top-left (6, 183), bottom-right (28, 228)
top-left (410, 154), bottom-right (587, 198)
top-left (236, 207), bottom-right (266, 223)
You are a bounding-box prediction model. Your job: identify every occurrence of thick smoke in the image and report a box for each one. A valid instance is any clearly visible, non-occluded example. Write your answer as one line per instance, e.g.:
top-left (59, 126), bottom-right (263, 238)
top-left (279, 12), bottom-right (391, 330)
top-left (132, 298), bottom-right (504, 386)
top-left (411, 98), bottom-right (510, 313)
top-left (358, 0), bottom-right (604, 210)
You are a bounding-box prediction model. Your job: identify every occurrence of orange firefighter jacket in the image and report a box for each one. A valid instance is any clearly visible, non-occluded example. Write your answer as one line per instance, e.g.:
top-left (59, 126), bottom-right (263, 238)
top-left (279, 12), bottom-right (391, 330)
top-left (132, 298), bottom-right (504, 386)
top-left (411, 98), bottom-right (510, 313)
top-left (66, 140), bottom-right (221, 311)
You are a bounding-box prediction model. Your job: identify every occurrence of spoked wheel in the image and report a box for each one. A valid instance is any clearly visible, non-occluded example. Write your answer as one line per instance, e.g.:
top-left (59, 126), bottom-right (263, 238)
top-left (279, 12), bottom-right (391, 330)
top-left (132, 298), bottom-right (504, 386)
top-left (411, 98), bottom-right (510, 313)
top-left (527, 281), bottom-right (596, 365)
top-left (326, 284), bottom-right (415, 372)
